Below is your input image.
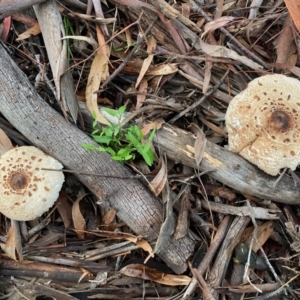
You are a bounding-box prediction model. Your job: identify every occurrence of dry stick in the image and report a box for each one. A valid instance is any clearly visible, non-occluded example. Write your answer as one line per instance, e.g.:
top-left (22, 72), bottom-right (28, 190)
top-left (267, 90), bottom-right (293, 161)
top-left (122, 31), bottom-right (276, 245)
top-left (120, 104), bottom-right (177, 127)
top-left (169, 69), bottom-right (230, 124)
top-left (191, 0), bottom-right (271, 70)
top-left (245, 201), bottom-right (286, 291)
top-left (42, 168), bottom-right (210, 180)
top-left (182, 215), bottom-right (232, 299)
top-left (154, 48), bottom-right (236, 64)
top-left (101, 16), bottom-right (157, 89)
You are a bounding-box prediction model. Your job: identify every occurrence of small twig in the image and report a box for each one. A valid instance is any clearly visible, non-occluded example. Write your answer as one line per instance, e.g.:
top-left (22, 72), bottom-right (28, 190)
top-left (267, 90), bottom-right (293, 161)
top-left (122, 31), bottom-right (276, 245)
top-left (168, 69), bottom-right (230, 124)
top-left (190, 0), bottom-right (270, 70)
top-left (42, 168), bottom-right (150, 179)
top-left (273, 167), bottom-right (287, 187)
top-left (42, 167), bottom-right (199, 180)
top-left (182, 215), bottom-right (232, 299)
top-left (101, 14), bottom-right (157, 89)
top-left (245, 200), bottom-right (287, 293)
top-left (244, 202), bottom-right (262, 293)
top-left (154, 48), bottom-right (236, 64)
top-left (120, 104), bottom-right (178, 127)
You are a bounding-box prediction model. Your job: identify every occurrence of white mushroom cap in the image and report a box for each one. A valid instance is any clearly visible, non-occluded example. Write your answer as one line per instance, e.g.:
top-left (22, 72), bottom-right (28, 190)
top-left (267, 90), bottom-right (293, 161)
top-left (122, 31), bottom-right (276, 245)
top-left (0, 146), bottom-right (64, 221)
top-left (226, 74), bottom-right (300, 176)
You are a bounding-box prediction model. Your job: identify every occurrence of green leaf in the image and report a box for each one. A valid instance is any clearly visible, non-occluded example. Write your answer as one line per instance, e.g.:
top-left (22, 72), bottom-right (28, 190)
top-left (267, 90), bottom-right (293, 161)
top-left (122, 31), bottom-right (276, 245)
top-left (93, 135), bottom-right (112, 145)
top-left (92, 120), bottom-right (98, 128)
top-left (141, 151), bottom-right (154, 166)
top-left (117, 105), bottom-right (126, 116)
top-left (103, 126), bottom-right (113, 137)
top-left (92, 111), bottom-right (97, 119)
top-left (96, 146), bottom-right (107, 152)
top-left (105, 147), bottom-right (116, 156)
top-left (113, 125), bottom-right (121, 137)
top-left (148, 128), bottom-right (156, 142)
top-left (133, 125), bottom-right (143, 140)
top-left (103, 107), bottom-right (118, 117)
top-left (111, 155), bottom-right (123, 161)
top-left (82, 144), bottom-right (96, 150)
top-left (139, 143), bottom-right (151, 154)
top-left (126, 131), bottom-right (139, 147)
top-left (91, 129), bottom-right (100, 135)
top-left (117, 148), bottom-right (128, 155)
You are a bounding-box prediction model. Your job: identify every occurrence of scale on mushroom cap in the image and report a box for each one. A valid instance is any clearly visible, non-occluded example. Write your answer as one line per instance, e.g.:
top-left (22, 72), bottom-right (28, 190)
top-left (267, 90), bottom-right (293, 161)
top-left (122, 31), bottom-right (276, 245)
top-left (0, 146), bottom-right (64, 221)
top-left (226, 74), bottom-right (300, 176)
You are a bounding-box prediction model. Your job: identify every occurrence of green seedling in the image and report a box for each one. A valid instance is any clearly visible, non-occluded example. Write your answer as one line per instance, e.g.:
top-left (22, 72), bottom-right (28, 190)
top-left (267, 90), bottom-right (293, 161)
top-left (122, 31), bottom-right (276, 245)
top-left (63, 17), bottom-right (75, 67)
top-left (82, 106), bottom-right (156, 166)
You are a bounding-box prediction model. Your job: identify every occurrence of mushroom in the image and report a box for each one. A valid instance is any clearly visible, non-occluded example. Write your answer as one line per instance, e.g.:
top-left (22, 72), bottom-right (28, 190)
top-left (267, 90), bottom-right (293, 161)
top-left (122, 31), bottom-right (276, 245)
top-left (0, 146), bottom-right (64, 221)
top-left (225, 74), bottom-right (300, 176)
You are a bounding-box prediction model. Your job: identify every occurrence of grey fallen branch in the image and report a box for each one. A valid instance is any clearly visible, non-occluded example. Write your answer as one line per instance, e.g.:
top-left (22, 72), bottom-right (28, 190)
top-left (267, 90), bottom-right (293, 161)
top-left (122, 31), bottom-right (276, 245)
top-left (79, 102), bottom-right (300, 204)
top-left (200, 200), bottom-right (280, 220)
top-left (0, 44), bottom-right (194, 274)
top-left (156, 124), bottom-right (300, 204)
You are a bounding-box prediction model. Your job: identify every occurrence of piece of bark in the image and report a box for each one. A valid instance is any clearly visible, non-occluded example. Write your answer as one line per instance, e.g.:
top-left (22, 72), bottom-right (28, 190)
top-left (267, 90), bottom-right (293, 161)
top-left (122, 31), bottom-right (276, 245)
top-left (0, 44), bottom-right (195, 274)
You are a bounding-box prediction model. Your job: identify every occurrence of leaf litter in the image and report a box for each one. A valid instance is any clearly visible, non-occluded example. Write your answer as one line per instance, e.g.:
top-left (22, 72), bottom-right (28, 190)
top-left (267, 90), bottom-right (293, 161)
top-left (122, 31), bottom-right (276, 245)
top-left (0, 0), bottom-right (300, 299)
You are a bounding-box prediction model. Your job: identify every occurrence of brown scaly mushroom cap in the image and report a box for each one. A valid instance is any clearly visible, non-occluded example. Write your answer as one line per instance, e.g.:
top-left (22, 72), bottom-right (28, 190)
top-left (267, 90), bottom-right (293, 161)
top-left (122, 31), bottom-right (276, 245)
top-left (226, 74), bottom-right (300, 176)
top-left (0, 146), bottom-right (64, 221)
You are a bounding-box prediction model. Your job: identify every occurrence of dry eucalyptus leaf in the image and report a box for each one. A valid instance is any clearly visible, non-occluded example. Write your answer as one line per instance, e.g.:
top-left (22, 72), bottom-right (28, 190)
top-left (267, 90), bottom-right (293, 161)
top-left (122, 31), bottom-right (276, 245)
top-left (199, 39), bottom-right (263, 70)
top-left (72, 194), bottom-right (87, 239)
top-left (120, 264), bottom-right (191, 286)
top-left (189, 123), bottom-right (207, 166)
top-left (16, 22), bottom-right (40, 41)
top-left (136, 36), bottom-right (156, 88)
top-left (202, 16), bottom-right (235, 36)
top-left (1, 229), bottom-right (16, 260)
top-left (149, 157), bottom-right (167, 196)
top-left (86, 51), bottom-right (110, 125)
top-left (0, 128), bottom-right (13, 155)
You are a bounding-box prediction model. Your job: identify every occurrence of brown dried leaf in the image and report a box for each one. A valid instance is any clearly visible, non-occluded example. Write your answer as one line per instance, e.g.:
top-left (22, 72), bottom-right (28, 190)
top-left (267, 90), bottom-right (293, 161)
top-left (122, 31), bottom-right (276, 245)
top-left (154, 185), bottom-right (174, 255)
top-left (147, 63), bottom-right (178, 76)
top-left (174, 193), bottom-right (190, 240)
top-left (56, 193), bottom-right (72, 228)
top-left (103, 208), bottom-right (117, 225)
top-left (204, 184), bottom-right (236, 201)
top-left (203, 59), bottom-right (212, 94)
top-left (198, 116), bottom-right (228, 138)
top-left (72, 194), bottom-right (87, 239)
top-left (149, 157), bottom-right (167, 196)
top-left (1, 226), bottom-right (17, 260)
top-left (0, 16), bottom-right (11, 42)
top-left (136, 36), bottom-right (156, 88)
top-left (199, 39), bottom-right (263, 70)
top-left (284, 0), bottom-right (300, 33)
top-left (120, 264), bottom-right (191, 286)
top-left (203, 16), bottom-right (235, 36)
top-left (16, 22), bottom-right (40, 41)
top-left (275, 15), bottom-right (294, 65)
top-left (0, 128), bottom-right (13, 155)
top-left (241, 221), bottom-right (274, 251)
top-left (136, 79), bottom-right (147, 109)
top-left (86, 51), bottom-right (110, 125)
top-left (189, 123), bottom-right (207, 166)
top-left (141, 119), bottom-right (165, 136)
top-left (80, 230), bottom-right (154, 257)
